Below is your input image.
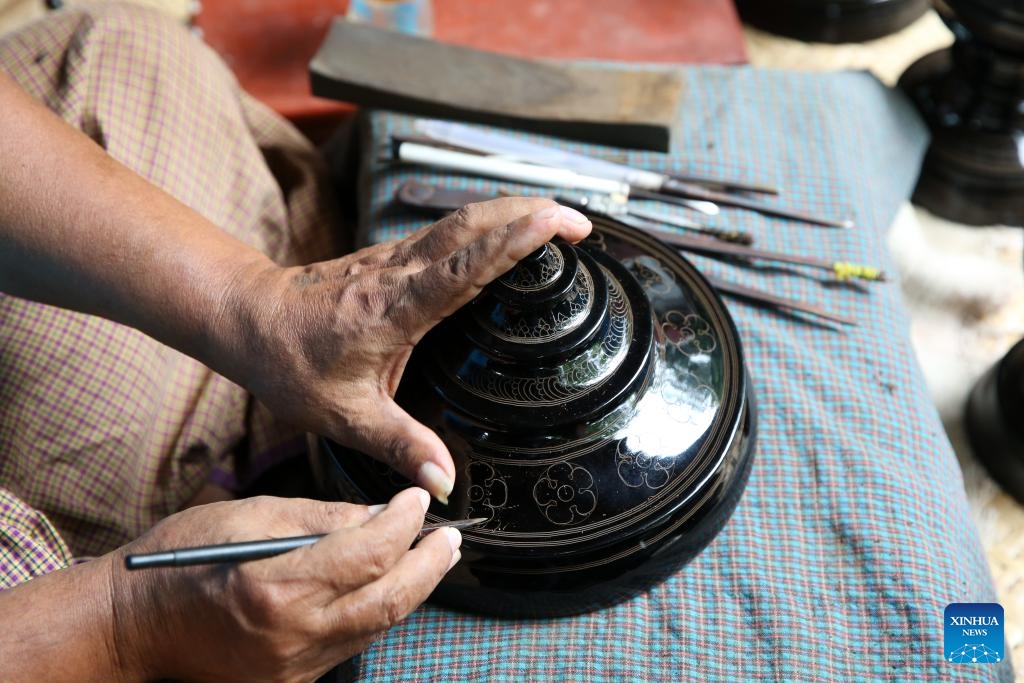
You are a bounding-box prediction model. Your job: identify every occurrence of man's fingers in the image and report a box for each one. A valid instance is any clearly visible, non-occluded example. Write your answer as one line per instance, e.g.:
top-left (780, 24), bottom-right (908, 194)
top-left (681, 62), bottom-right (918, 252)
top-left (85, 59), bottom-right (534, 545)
top-left (323, 520), bottom-right (460, 639)
top-left (344, 198), bottom-right (579, 274)
top-left (404, 197), bottom-right (561, 265)
top-left (254, 497), bottom-right (382, 537)
top-left (295, 487), bottom-right (430, 595)
top-left (396, 203), bottom-right (592, 335)
top-left (333, 397), bottom-right (456, 504)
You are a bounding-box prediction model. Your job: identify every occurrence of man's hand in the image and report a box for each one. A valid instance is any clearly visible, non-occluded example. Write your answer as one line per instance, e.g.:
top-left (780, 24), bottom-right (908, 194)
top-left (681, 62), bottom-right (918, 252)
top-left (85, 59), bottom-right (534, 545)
top-left (1, 69), bottom-right (591, 503)
top-left (220, 198), bottom-right (592, 502)
top-left (0, 489), bottom-right (455, 682)
top-left (109, 488), bottom-right (454, 682)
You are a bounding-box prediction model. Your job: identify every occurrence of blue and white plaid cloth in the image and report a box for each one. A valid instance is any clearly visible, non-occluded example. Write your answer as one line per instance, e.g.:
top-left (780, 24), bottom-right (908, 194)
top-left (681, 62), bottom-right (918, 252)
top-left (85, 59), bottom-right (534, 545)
top-left (351, 66), bottom-right (1011, 681)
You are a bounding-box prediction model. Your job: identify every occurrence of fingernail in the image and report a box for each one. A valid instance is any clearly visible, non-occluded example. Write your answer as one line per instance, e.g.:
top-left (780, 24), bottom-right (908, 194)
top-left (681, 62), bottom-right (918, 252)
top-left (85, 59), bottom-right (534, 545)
top-left (558, 205), bottom-right (590, 225)
top-left (417, 462), bottom-right (453, 505)
top-left (367, 504), bottom-right (387, 516)
top-left (447, 548), bottom-right (462, 572)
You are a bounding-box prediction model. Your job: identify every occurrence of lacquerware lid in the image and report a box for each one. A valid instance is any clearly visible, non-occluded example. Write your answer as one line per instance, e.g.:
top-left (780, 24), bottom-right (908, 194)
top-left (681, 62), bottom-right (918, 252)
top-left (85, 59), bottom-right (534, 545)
top-left (431, 237), bottom-right (653, 430)
top-left (316, 217), bottom-right (756, 617)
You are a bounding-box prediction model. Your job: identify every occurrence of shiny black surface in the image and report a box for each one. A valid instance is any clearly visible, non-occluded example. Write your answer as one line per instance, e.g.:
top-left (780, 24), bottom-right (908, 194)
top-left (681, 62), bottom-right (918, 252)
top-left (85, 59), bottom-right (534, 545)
top-left (429, 241), bottom-right (652, 430)
top-left (313, 219), bottom-right (756, 617)
top-left (737, 0), bottom-right (929, 44)
top-left (900, 0), bottom-right (1024, 225)
top-left (966, 338), bottom-right (1024, 505)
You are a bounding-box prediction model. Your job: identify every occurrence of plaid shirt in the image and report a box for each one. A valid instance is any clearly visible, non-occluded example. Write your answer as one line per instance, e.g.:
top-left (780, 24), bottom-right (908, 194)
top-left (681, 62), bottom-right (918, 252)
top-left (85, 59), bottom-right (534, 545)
top-left (0, 4), bottom-right (338, 585)
top-left (0, 489), bottom-right (71, 588)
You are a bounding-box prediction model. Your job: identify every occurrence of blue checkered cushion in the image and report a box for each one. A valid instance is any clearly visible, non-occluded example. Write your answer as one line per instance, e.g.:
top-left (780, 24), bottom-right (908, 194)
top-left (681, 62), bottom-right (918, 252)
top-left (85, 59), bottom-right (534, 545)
top-left (351, 66), bottom-right (1009, 681)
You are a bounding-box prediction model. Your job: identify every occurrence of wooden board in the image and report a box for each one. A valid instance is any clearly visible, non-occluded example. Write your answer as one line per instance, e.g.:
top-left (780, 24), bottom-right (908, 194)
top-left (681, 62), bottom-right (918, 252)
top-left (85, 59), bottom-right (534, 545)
top-left (310, 20), bottom-right (682, 151)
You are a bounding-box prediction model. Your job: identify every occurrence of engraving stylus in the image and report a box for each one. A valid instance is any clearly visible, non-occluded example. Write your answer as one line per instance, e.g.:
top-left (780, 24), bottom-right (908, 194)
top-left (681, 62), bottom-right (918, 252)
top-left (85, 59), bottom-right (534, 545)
top-left (125, 518), bottom-right (487, 569)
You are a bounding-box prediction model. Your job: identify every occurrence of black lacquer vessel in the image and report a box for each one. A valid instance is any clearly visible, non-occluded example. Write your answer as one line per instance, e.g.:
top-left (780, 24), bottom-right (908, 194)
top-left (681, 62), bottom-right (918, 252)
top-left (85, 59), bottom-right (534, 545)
top-left (312, 218), bottom-right (756, 618)
top-left (966, 337), bottom-right (1024, 505)
top-left (737, 0), bottom-right (929, 44)
top-left (899, 0), bottom-right (1024, 225)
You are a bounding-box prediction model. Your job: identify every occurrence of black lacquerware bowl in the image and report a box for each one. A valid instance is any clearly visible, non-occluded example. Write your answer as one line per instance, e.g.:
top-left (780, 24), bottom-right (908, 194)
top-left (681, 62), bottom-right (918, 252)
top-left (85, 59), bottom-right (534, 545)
top-left (312, 218), bottom-right (756, 618)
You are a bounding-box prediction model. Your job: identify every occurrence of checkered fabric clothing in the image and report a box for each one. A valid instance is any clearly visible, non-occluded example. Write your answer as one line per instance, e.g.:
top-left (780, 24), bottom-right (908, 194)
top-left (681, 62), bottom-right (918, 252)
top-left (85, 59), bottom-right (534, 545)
top-left (0, 4), bottom-right (340, 579)
top-left (351, 79), bottom-right (1013, 680)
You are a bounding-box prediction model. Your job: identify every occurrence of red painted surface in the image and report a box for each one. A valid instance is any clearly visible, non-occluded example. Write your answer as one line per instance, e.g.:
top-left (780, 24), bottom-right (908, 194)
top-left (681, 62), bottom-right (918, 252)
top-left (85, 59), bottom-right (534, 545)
top-left (196, 0), bottom-right (747, 133)
top-left (434, 1), bottom-right (747, 64)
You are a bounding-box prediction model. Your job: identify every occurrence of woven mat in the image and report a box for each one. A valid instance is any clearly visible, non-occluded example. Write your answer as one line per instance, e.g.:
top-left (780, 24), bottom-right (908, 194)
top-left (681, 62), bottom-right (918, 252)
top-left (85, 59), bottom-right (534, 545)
top-left (745, 11), bottom-right (1024, 676)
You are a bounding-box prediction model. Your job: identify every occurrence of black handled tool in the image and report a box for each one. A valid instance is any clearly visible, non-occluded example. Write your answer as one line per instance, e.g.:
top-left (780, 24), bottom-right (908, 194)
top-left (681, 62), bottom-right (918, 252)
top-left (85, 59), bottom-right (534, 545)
top-left (125, 518), bottom-right (488, 569)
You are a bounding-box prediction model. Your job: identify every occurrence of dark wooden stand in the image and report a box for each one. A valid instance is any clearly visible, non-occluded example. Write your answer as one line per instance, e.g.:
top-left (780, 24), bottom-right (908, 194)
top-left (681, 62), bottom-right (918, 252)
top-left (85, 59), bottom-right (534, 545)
top-left (966, 337), bottom-right (1024, 504)
top-left (736, 0), bottom-right (929, 43)
top-left (900, 1), bottom-right (1024, 225)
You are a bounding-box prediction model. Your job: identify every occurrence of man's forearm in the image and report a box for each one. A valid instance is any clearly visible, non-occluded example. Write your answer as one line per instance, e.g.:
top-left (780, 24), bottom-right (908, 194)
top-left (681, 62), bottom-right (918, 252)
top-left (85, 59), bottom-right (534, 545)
top-left (0, 557), bottom-right (142, 682)
top-left (0, 69), bottom-right (273, 380)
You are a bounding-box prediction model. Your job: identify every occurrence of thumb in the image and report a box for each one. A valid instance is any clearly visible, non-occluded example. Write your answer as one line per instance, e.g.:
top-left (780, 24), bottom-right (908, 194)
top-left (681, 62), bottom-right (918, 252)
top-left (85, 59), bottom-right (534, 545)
top-left (336, 397), bottom-right (455, 505)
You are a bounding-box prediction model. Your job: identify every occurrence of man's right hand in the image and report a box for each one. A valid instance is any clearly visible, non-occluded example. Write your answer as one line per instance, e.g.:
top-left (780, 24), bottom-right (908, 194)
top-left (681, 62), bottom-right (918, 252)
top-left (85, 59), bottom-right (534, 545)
top-left (109, 488), bottom-right (455, 682)
top-left (217, 199), bottom-right (591, 506)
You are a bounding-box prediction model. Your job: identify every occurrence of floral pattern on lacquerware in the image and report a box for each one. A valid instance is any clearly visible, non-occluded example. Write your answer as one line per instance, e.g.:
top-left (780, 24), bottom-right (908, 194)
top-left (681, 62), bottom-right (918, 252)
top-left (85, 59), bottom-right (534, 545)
top-left (532, 462), bottom-right (598, 526)
top-left (615, 440), bottom-right (674, 489)
top-left (627, 256), bottom-right (675, 296)
top-left (466, 461), bottom-right (508, 521)
top-left (661, 310), bottom-right (717, 357)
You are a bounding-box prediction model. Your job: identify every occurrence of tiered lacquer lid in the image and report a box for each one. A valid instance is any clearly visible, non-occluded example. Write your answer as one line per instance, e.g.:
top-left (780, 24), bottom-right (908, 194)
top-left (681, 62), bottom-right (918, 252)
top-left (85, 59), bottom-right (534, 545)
top-left (425, 239), bottom-right (654, 429)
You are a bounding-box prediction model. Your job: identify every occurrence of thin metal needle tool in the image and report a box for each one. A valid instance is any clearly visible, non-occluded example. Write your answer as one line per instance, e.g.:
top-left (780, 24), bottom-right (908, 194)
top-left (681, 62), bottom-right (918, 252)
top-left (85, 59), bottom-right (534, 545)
top-left (125, 518), bottom-right (488, 569)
